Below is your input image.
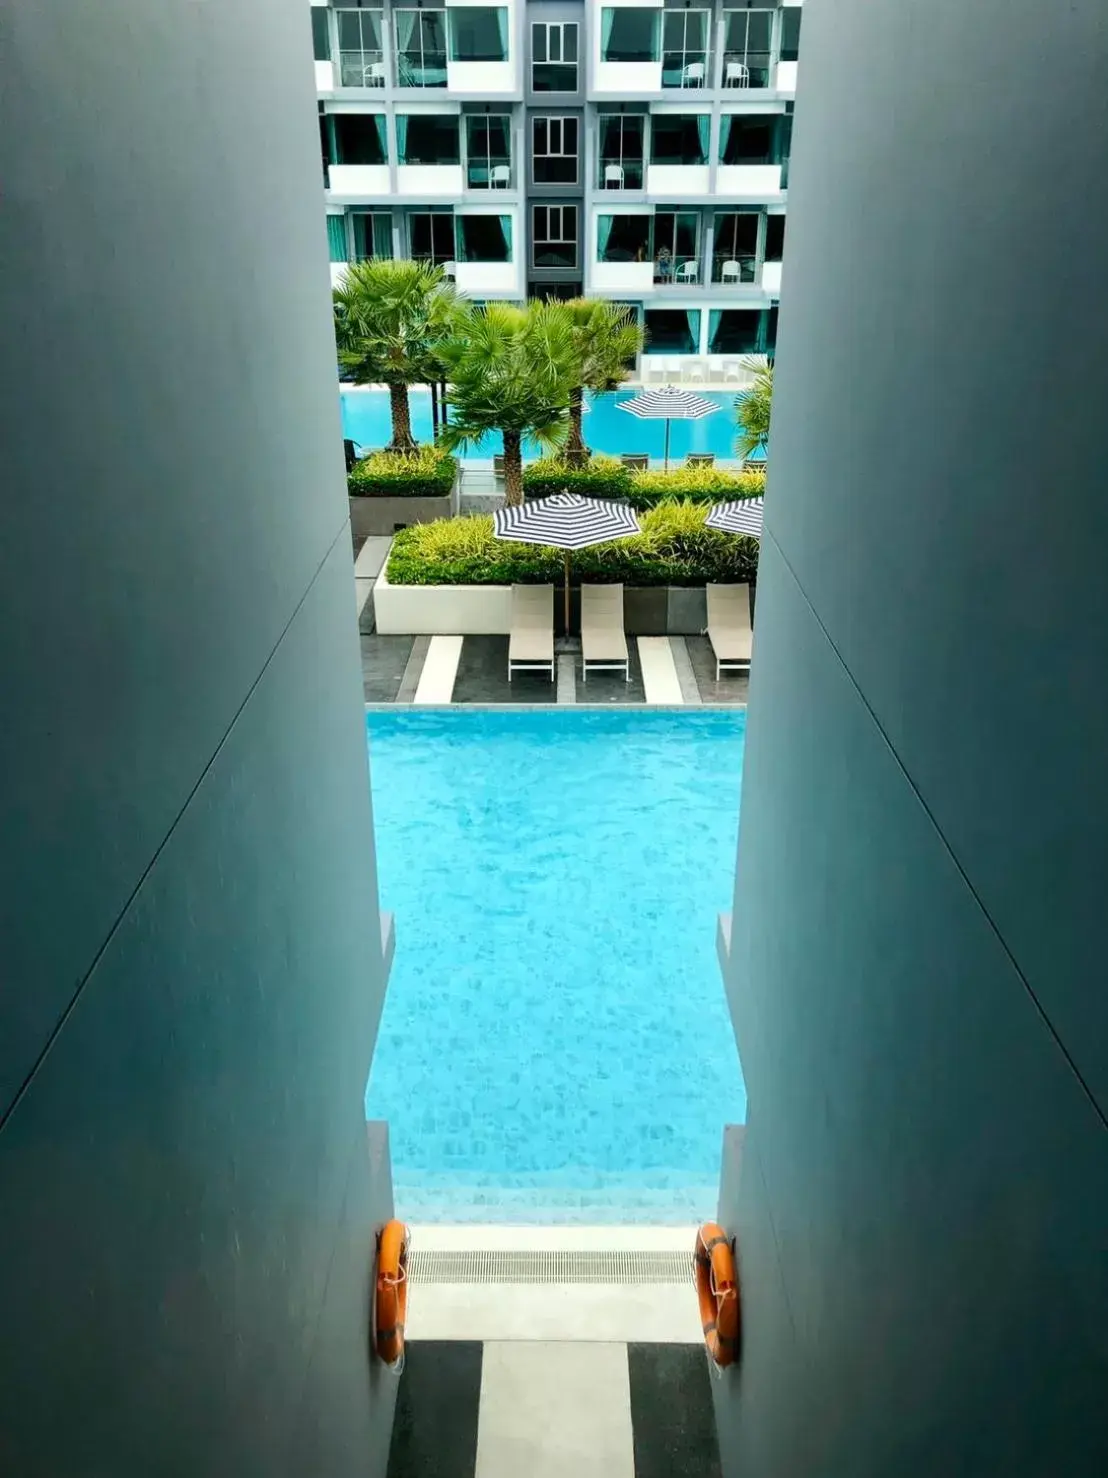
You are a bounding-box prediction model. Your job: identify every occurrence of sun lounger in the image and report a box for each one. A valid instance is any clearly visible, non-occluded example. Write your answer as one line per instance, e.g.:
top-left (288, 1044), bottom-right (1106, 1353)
top-left (686, 453), bottom-right (715, 468)
top-left (706, 583), bottom-right (753, 680)
top-left (581, 584), bottom-right (630, 681)
top-left (621, 454), bottom-right (649, 471)
top-left (508, 584), bottom-right (555, 681)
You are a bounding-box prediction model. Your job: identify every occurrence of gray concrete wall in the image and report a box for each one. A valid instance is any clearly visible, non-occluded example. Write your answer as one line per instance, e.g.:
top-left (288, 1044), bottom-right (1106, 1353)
top-left (715, 1), bottom-right (1108, 1473)
top-left (0, 3), bottom-right (396, 1474)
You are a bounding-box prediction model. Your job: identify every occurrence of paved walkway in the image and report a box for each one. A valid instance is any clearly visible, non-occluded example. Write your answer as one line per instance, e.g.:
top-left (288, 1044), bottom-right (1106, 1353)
top-left (361, 632), bottom-right (748, 707)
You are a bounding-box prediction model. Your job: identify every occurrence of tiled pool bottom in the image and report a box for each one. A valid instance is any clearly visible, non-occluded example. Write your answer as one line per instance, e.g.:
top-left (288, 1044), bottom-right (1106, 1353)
top-left (364, 709), bottom-right (747, 1223)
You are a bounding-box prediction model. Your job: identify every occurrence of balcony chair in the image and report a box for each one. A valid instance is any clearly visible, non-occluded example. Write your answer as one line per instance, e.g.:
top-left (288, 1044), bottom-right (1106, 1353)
top-left (720, 259), bottom-right (742, 284)
top-left (676, 261), bottom-right (699, 284)
top-left (725, 60), bottom-right (750, 87)
top-left (681, 61), bottom-right (706, 87)
top-left (490, 165), bottom-right (511, 188)
top-left (604, 164), bottom-right (625, 188)
top-left (366, 62), bottom-right (386, 86)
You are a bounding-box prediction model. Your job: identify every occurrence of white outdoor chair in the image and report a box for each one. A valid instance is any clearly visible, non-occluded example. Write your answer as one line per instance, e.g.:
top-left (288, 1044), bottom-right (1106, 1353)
top-left (723, 359), bottom-right (742, 383)
top-left (721, 259), bottom-right (742, 285)
top-left (682, 61), bottom-right (706, 87)
top-left (442, 260), bottom-right (457, 278)
top-left (665, 356), bottom-right (686, 383)
top-left (676, 261), bottom-right (699, 284)
top-left (648, 360), bottom-right (668, 384)
top-left (490, 164), bottom-right (511, 188)
top-left (604, 164), bottom-right (624, 188)
top-left (707, 355), bottom-right (727, 382)
top-left (366, 62), bottom-right (387, 86)
top-left (686, 358), bottom-right (707, 384)
top-left (725, 60), bottom-right (750, 87)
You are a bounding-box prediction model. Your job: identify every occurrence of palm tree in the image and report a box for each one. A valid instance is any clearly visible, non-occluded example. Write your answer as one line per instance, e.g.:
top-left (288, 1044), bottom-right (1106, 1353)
top-left (438, 301), bottom-right (577, 506)
top-left (562, 299), bottom-right (644, 467)
top-left (735, 355), bottom-right (773, 464)
top-left (332, 258), bottom-right (459, 454)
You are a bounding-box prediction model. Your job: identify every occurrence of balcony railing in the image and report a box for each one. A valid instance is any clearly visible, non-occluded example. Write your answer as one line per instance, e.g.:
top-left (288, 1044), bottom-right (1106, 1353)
top-left (711, 255), bottom-right (758, 285)
top-left (395, 50), bottom-right (448, 87)
top-left (466, 157), bottom-right (512, 189)
top-left (598, 159), bottom-right (645, 190)
top-left (339, 49), bottom-right (386, 86)
top-left (653, 255), bottom-right (702, 286)
top-left (662, 51), bottom-right (710, 88)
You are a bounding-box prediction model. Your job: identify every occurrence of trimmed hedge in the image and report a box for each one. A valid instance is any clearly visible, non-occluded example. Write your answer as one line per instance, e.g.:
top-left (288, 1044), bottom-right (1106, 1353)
top-left (627, 466), bottom-right (766, 509)
top-left (387, 500), bottom-right (758, 588)
top-left (348, 447), bottom-right (457, 498)
top-left (522, 455), bottom-right (632, 502)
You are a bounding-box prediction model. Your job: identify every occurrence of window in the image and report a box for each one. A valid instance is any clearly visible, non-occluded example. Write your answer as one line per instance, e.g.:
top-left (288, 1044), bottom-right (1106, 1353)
top-left (597, 113), bottom-right (646, 189)
top-left (332, 113), bottom-right (387, 165)
top-left (532, 21), bottom-right (578, 91)
top-left (456, 214), bottom-right (513, 262)
top-left (449, 7), bottom-right (508, 62)
top-left (662, 10), bottom-right (709, 88)
top-left (708, 309), bottom-right (762, 355)
top-left (600, 9), bottom-right (660, 64)
top-left (643, 309), bottom-right (700, 355)
top-left (723, 7), bottom-right (774, 88)
top-left (336, 8), bottom-right (384, 85)
top-left (352, 211), bottom-right (394, 260)
top-left (312, 7), bottom-right (332, 62)
top-left (397, 114), bottom-right (460, 166)
top-left (409, 211), bottom-right (454, 266)
top-left (394, 8), bottom-right (447, 87)
top-left (650, 115), bottom-right (709, 167)
top-left (765, 214), bottom-right (785, 261)
top-left (596, 214), bottom-right (650, 264)
top-left (465, 115), bottom-right (512, 188)
top-left (712, 211), bottom-right (760, 282)
top-left (327, 214), bottom-right (347, 263)
top-left (781, 7), bottom-right (802, 63)
top-left (652, 212), bottom-right (700, 284)
top-left (533, 117), bottom-right (578, 184)
top-left (719, 114), bottom-right (775, 165)
top-left (533, 205), bottom-right (577, 269)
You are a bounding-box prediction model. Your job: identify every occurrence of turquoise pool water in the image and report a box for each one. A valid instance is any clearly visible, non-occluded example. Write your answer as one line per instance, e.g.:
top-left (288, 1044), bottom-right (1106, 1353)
top-left (364, 709), bottom-right (747, 1223)
top-left (341, 387), bottom-right (761, 465)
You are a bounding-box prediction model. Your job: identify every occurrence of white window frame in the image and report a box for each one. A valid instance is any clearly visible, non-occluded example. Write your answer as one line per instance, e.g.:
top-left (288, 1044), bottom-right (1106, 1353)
top-left (532, 204), bottom-right (578, 269)
top-left (532, 116), bottom-right (578, 185)
top-left (531, 20), bottom-right (579, 92)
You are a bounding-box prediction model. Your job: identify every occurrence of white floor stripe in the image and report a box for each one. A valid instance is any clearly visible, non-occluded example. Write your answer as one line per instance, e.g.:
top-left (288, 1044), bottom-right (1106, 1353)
top-left (475, 1343), bottom-right (634, 1478)
top-left (637, 637), bottom-right (684, 705)
top-left (413, 634), bottom-right (463, 704)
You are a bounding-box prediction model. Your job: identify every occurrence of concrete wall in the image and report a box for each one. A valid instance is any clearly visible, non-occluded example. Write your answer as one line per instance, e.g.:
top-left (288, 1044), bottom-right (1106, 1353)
top-left (0, 3), bottom-right (397, 1474)
top-left (715, 1), bottom-right (1108, 1474)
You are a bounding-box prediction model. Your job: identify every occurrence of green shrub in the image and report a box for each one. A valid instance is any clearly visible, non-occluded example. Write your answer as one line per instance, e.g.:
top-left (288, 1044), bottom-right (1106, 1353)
top-left (348, 447), bottom-right (457, 498)
top-left (627, 466), bottom-right (766, 509)
top-left (522, 455), bottom-right (633, 502)
top-left (386, 501), bottom-right (758, 588)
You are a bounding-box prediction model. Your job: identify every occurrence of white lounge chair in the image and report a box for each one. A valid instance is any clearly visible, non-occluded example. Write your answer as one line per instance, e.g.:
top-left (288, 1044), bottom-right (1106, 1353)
top-left (508, 584), bottom-right (555, 681)
top-left (647, 360), bottom-right (668, 384)
top-left (706, 584), bottom-right (753, 680)
top-left (581, 584), bottom-right (630, 681)
top-left (686, 358), bottom-right (708, 384)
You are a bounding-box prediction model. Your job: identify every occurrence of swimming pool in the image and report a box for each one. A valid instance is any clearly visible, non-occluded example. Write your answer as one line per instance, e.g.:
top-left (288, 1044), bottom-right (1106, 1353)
top-left (341, 386), bottom-right (759, 466)
top-left (364, 708), bottom-right (746, 1223)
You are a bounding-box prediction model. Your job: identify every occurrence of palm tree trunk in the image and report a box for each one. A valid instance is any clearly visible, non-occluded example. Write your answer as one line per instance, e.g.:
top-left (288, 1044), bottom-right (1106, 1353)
top-left (386, 382), bottom-right (417, 454)
top-left (564, 386), bottom-right (589, 467)
top-left (503, 430), bottom-right (523, 507)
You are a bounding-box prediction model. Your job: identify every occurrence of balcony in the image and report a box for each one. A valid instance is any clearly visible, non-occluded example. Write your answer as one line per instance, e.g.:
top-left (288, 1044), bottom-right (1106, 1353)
top-left (647, 115), bottom-right (710, 195)
top-left (596, 6), bottom-right (662, 92)
top-left (710, 254), bottom-right (758, 285)
top-left (396, 47), bottom-right (448, 88)
top-left (593, 211), bottom-right (704, 294)
top-left (598, 157), bottom-right (645, 191)
top-left (397, 114), bottom-right (463, 195)
top-left (465, 116), bottom-right (513, 191)
top-left (338, 49), bottom-right (386, 88)
top-left (333, 7), bottom-right (387, 87)
top-left (661, 7), bottom-right (711, 89)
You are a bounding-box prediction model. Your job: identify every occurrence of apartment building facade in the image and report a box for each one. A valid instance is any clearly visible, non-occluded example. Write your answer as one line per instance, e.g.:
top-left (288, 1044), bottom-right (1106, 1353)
top-left (313, 0), bottom-right (802, 373)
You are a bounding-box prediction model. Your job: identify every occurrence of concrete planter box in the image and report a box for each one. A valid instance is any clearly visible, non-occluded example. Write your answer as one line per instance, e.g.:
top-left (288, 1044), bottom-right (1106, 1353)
top-left (348, 492), bottom-right (454, 538)
top-left (373, 568), bottom-right (744, 637)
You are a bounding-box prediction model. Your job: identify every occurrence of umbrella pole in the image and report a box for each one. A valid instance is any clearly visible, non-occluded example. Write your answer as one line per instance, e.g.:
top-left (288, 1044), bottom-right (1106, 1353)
top-left (664, 417), bottom-right (671, 472)
top-left (564, 550), bottom-right (572, 636)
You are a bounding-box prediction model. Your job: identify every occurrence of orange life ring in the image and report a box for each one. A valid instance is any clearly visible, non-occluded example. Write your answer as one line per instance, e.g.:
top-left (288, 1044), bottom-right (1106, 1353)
top-left (375, 1219), bottom-right (409, 1368)
top-left (695, 1222), bottom-right (740, 1368)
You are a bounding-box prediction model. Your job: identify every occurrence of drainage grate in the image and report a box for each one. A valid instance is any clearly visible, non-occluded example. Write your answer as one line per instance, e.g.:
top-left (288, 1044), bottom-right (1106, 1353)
top-left (407, 1249), bottom-right (696, 1286)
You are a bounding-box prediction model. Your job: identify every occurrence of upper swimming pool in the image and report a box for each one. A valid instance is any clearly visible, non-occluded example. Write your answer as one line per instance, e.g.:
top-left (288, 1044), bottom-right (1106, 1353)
top-left (341, 386), bottom-right (759, 466)
top-left (364, 708), bottom-right (746, 1223)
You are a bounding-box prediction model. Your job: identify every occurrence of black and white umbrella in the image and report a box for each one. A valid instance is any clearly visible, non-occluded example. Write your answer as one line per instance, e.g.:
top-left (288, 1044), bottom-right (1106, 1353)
top-left (494, 492), bottom-right (641, 634)
top-left (617, 386), bottom-right (720, 470)
top-left (705, 498), bottom-right (764, 538)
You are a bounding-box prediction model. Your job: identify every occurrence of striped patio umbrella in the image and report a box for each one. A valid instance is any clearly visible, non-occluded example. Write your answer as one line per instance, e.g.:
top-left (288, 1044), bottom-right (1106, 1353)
top-left (617, 385), bottom-right (720, 470)
top-left (494, 492), bottom-right (641, 635)
top-left (705, 498), bottom-right (764, 538)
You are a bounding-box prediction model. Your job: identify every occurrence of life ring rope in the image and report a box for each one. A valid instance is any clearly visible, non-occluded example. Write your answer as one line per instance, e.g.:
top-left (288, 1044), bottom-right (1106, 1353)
top-left (695, 1221), bottom-right (740, 1370)
top-left (375, 1219), bottom-right (410, 1372)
